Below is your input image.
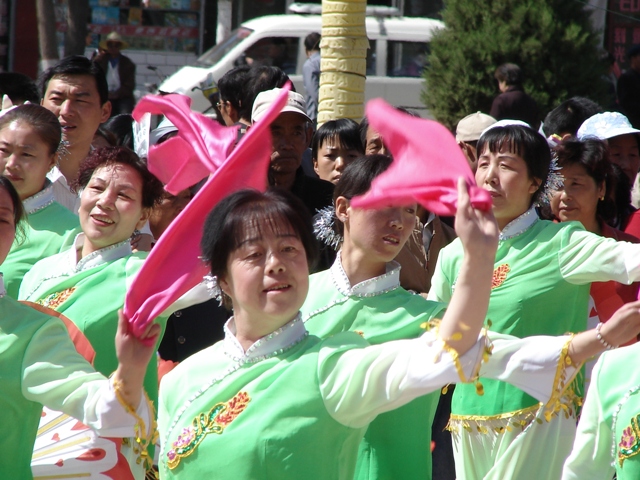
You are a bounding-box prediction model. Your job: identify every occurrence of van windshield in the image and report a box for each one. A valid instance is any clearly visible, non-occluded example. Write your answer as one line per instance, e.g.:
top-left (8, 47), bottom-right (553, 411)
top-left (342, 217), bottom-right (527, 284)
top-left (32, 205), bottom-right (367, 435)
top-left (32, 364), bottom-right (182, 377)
top-left (197, 27), bottom-right (254, 66)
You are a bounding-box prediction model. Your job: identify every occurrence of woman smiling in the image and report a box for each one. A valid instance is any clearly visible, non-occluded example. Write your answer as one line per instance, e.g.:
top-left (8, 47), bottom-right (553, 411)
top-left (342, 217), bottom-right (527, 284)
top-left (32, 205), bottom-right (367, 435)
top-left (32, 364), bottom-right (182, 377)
top-left (18, 146), bottom-right (165, 477)
top-left (0, 104), bottom-right (78, 298)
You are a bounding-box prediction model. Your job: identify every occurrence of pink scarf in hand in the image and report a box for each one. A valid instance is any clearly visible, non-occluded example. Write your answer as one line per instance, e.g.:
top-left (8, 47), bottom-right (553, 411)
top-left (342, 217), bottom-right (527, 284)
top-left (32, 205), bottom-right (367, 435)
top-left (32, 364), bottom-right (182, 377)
top-left (125, 88), bottom-right (290, 337)
top-left (351, 99), bottom-right (492, 215)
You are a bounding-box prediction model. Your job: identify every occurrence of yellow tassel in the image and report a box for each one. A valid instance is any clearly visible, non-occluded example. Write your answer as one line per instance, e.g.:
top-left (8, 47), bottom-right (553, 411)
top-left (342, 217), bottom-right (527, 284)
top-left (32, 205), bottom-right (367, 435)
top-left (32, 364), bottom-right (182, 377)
top-left (475, 381), bottom-right (484, 396)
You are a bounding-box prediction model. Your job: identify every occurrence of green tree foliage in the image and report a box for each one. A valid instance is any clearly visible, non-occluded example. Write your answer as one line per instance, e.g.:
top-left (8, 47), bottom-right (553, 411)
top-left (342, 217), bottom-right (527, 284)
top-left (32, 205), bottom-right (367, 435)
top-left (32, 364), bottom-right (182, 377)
top-left (423, 0), bottom-right (606, 129)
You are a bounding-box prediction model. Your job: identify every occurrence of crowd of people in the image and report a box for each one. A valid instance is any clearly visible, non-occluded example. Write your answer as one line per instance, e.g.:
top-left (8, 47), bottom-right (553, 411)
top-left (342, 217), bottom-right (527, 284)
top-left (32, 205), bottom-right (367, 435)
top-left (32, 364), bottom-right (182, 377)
top-left (3, 44), bottom-right (640, 480)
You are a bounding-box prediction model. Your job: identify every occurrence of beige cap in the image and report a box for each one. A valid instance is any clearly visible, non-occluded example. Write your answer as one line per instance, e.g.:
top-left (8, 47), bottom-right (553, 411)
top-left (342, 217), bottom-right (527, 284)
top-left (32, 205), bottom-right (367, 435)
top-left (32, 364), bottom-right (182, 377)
top-left (456, 112), bottom-right (496, 142)
top-left (251, 88), bottom-right (311, 124)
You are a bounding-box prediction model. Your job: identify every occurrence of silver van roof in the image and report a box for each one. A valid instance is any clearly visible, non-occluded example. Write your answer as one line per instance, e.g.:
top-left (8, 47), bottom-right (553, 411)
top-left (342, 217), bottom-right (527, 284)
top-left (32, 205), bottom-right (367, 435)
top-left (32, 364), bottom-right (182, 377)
top-left (288, 3), bottom-right (401, 17)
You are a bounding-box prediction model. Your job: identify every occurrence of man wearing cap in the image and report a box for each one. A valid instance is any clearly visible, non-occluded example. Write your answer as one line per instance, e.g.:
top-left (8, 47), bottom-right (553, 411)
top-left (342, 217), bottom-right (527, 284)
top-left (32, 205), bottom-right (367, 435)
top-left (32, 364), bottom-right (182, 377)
top-left (617, 45), bottom-right (640, 129)
top-left (455, 112), bottom-right (496, 172)
top-left (94, 32), bottom-right (136, 116)
top-left (252, 87), bottom-right (334, 217)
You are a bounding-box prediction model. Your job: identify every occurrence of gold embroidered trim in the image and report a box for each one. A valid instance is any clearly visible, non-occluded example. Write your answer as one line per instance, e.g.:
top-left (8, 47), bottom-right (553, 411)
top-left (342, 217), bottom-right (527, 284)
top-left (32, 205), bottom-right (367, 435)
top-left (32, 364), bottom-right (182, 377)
top-left (421, 320), bottom-right (493, 395)
top-left (167, 391), bottom-right (250, 470)
top-left (113, 379), bottom-right (158, 471)
top-left (448, 336), bottom-right (583, 436)
top-left (447, 404), bottom-right (542, 435)
top-left (618, 416), bottom-right (640, 467)
top-left (542, 335), bottom-right (582, 422)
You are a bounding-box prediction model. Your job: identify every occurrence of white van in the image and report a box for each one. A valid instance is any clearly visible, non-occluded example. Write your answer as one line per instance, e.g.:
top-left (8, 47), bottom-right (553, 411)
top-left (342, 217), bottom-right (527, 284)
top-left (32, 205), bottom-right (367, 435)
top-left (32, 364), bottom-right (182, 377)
top-left (158, 8), bottom-right (443, 116)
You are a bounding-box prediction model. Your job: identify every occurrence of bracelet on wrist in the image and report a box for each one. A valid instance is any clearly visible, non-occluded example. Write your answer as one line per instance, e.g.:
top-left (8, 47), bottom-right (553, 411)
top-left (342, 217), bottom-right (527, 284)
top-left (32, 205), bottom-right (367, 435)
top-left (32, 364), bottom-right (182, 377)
top-left (595, 322), bottom-right (617, 351)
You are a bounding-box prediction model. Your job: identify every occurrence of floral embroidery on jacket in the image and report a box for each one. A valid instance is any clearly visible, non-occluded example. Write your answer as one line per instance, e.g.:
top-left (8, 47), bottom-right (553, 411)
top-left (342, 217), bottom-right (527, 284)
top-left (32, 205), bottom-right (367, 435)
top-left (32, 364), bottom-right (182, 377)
top-left (619, 416), bottom-right (640, 467)
top-left (167, 391), bottom-right (250, 469)
top-left (36, 287), bottom-right (76, 310)
top-left (491, 264), bottom-right (510, 289)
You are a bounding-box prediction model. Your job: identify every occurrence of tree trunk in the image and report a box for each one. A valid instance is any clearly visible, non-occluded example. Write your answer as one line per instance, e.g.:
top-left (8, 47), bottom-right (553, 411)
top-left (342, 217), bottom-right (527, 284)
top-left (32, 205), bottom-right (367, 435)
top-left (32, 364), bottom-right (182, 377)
top-left (65, 0), bottom-right (90, 56)
top-left (217, 0), bottom-right (232, 45)
top-left (318, 0), bottom-right (367, 126)
top-left (36, 0), bottom-right (59, 71)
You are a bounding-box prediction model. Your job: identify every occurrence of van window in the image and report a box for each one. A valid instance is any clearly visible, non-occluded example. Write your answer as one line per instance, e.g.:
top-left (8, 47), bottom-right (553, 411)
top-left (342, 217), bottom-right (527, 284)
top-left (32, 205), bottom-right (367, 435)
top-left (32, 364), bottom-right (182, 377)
top-left (197, 27), bottom-right (253, 67)
top-left (387, 41), bottom-right (430, 77)
top-left (366, 40), bottom-right (377, 76)
top-left (236, 37), bottom-right (299, 74)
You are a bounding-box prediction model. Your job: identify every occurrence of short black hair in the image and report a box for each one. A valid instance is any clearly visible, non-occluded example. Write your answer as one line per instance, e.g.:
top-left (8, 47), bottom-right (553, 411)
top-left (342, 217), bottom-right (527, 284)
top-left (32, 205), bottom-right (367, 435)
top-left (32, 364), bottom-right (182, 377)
top-left (304, 32), bottom-right (321, 52)
top-left (0, 73), bottom-right (40, 104)
top-left (103, 114), bottom-right (134, 149)
top-left (218, 65), bottom-right (251, 112)
top-left (332, 155), bottom-right (392, 236)
top-left (477, 125), bottom-right (551, 205)
top-left (311, 119), bottom-right (363, 159)
top-left (494, 63), bottom-right (523, 86)
top-left (0, 104), bottom-right (61, 155)
top-left (554, 138), bottom-right (617, 224)
top-left (201, 188), bottom-right (319, 280)
top-left (542, 97), bottom-right (603, 137)
top-left (628, 44), bottom-right (640, 59)
top-left (73, 146), bottom-right (164, 209)
top-left (39, 55), bottom-right (109, 105)
top-left (0, 175), bottom-right (26, 244)
top-left (239, 66), bottom-right (291, 121)
top-left (359, 107), bottom-right (420, 150)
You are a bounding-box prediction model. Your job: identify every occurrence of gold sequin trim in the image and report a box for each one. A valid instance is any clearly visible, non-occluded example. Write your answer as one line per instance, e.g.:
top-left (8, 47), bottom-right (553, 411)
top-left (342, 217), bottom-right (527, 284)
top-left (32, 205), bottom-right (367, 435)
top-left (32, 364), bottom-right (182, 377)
top-left (36, 287), bottom-right (76, 310)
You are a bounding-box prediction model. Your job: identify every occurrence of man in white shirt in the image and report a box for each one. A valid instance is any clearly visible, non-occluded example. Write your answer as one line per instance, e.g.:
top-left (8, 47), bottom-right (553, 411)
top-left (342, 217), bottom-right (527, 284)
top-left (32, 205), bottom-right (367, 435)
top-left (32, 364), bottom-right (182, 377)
top-left (39, 56), bottom-right (111, 213)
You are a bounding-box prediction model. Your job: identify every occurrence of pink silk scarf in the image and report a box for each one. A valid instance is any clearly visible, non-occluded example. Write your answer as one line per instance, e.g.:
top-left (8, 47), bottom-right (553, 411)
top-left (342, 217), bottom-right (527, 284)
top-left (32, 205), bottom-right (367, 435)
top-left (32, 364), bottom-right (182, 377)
top-left (351, 99), bottom-right (492, 215)
top-left (125, 88), bottom-right (290, 337)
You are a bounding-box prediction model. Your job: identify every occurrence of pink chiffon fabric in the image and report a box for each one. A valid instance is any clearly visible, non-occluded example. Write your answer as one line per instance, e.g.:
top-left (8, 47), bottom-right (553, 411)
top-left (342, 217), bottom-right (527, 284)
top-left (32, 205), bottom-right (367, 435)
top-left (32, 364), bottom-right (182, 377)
top-left (131, 94), bottom-right (238, 194)
top-left (350, 99), bottom-right (492, 215)
top-left (125, 88), bottom-right (290, 337)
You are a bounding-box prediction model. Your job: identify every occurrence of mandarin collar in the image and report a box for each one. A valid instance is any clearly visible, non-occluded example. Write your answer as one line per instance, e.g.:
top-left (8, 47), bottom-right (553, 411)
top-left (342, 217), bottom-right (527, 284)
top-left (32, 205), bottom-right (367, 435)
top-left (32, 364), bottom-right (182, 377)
top-left (0, 273), bottom-right (5, 298)
top-left (499, 206), bottom-right (539, 241)
top-left (223, 313), bottom-right (308, 363)
top-left (22, 181), bottom-right (54, 214)
top-left (68, 233), bottom-right (132, 273)
top-left (331, 252), bottom-right (401, 297)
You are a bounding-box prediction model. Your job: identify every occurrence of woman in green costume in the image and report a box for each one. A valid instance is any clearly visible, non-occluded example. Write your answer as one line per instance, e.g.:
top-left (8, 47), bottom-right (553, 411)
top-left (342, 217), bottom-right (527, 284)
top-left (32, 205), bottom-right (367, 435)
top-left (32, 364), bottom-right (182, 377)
top-left (428, 121), bottom-right (640, 480)
top-left (18, 146), bottom-right (165, 478)
top-left (157, 186), bottom-right (639, 479)
top-left (0, 104), bottom-right (78, 298)
top-left (563, 318), bottom-right (640, 479)
top-left (0, 176), bottom-right (160, 479)
top-left (158, 185), bottom-right (503, 479)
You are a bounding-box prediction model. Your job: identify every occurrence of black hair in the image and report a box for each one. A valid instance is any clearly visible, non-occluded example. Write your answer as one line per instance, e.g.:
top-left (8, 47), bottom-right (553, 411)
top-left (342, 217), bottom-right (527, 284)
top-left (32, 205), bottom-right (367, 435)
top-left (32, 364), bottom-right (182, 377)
top-left (73, 146), bottom-right (164, 209)
top-left (0, 73), bottom-right (40, 104)
top-left (239, 66), bottom-right (291, 121)
top-left (304, 32), bottom-right (321, 52)
top-left (359, 107), bottom-right (420, 151)
top-left (93, 125), bottom-right (117, 147)
top-left (311, 119), bottom-right (364, 159)
top-left (103, 114), bottom-right (134, 149)
top-left (494, 63), bottom-right (523, 86)
top-left (554, 139), bottom-right (617, 225)
top-left (0, 104), bottom-right (61, 155)
top-left (0, 176), bottom-right (26, 244)
top-left (218, 65), bottom-right (251, 112)
top-left (628, 44), bottom-right (640, 59)
top-left (39, 55), bottom-right (109, 105)
top-left (200, 188), bottom-right (319, 283)
top-left (610, 163), bottom-right (634, 228)
top-left (477, 125), bottom-right (551, 205)
top-left (332, 155), bottom-right (392, 236)
top-left (542, 97), bottom-right (603, 137)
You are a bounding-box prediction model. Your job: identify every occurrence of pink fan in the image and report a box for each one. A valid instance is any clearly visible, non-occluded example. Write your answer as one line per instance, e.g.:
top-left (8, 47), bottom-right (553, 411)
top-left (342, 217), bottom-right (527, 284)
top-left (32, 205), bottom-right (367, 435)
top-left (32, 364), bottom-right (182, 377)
top-left (351, 99), bottom-right (492, 215)
top-left (125, 87), bottom-right (290, 337)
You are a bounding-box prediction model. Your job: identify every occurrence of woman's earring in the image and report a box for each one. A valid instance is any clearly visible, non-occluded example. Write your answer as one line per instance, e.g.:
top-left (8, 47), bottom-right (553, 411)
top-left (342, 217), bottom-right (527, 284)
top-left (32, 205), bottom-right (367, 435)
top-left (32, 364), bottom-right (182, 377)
top-left (204, 274), bottom-right (223, 305)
